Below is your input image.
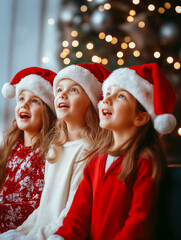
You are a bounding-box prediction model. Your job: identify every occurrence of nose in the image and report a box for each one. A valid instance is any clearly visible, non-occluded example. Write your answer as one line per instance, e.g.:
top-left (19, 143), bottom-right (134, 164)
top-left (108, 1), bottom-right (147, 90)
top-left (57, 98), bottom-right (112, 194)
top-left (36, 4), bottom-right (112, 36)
top-left (102, 96), bottom-right (112, 105)
top-left (58, 91), bottom-right (68, 99)
top-left (20, 100), bottom-right (29, 109)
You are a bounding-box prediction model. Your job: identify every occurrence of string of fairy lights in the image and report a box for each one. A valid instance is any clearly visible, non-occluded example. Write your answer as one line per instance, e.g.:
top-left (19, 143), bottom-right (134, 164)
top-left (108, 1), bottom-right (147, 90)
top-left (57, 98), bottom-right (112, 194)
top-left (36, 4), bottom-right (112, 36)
top-left (54, 0), bottom-right (181, 70)
top-left (42, 0), bottom-right (181, 71)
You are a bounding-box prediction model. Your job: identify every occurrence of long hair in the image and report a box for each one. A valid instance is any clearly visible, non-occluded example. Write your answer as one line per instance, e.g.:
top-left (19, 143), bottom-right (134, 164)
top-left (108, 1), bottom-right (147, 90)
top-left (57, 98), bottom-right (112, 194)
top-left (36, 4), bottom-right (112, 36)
top-left (87, 101), bottom-right (166, 183)
top-left (46, 103), bottom-right (105, 163)
top-left (0, 103), bottom-right (56, 187)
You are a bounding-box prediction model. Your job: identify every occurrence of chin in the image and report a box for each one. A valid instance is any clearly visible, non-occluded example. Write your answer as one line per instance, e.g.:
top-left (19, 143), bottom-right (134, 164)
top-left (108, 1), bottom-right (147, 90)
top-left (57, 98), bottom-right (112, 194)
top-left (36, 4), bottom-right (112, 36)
top-left (99, 122), bottom-right (109, 130)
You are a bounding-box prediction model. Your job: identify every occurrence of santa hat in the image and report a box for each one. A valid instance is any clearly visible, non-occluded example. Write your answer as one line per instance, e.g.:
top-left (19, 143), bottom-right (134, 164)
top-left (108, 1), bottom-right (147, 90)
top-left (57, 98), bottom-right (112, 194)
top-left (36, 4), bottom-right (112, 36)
top-left (53, 63), bottom-right (111, 109)
top-left (2, 67), bottom-right (56, 114)
top-left (102, 63), bottom-right (177, 135)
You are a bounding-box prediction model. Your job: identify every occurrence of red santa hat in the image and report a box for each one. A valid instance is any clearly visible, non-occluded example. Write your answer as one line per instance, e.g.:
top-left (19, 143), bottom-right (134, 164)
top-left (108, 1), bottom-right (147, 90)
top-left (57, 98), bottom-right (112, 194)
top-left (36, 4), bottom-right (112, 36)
top-left (53, 63), bottom-right (111, 109)
top-left (102, 63), bottom-right (177, 135)
top-left (2, 67), bottom-right (56, 114)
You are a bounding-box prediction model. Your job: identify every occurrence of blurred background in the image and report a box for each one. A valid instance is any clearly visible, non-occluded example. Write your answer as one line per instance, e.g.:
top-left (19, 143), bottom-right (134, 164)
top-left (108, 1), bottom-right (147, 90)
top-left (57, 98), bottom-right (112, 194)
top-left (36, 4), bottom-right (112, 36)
top-left (0, 0), bottom-right (181, 163)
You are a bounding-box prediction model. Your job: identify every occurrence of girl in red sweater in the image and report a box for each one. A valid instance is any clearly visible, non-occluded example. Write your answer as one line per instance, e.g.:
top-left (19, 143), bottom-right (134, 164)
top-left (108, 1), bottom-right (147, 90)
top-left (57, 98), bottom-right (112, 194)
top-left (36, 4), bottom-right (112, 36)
top-left (0, 67), bottom-right (56, 233)
top-left (50, 63), bottom-right (177, 240)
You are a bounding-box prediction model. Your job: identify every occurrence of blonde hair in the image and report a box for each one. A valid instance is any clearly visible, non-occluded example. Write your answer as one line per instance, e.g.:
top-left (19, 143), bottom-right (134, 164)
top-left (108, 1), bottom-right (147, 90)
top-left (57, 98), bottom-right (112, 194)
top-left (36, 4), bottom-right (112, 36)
top-left (0, 103), bottom-right (56, 187)
top-left (87, 101), bottom-right (166, 183)
top-left (46, 103), bottom-right (103, 163)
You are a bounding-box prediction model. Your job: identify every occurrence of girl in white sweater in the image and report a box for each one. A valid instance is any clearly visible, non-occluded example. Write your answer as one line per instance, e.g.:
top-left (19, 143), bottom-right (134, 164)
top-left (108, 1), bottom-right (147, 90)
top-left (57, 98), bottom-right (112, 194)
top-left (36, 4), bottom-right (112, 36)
top-left (0, 63), bottom-right (111, 240)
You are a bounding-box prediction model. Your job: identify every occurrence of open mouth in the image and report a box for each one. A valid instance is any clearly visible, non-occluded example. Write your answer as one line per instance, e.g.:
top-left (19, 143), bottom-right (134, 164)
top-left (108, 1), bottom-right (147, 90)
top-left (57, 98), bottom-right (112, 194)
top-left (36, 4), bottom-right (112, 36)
top-left (58, 103), bottom-right (69, 109)
top-left (102, 109), bottom-right (112, 116)
top-left (19, 112), bottom-right (31, 119)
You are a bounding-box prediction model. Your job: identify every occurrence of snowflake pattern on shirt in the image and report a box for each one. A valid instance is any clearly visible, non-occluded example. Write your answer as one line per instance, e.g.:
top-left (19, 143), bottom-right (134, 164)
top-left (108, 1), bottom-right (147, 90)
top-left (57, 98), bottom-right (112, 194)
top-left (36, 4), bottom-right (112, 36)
top-left (0, 139), bottom-right (45, 233)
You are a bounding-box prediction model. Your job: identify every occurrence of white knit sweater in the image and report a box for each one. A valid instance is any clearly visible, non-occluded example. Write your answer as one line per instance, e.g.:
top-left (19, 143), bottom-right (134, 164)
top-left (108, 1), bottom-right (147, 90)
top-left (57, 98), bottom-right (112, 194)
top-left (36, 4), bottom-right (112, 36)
top-left (1, 139), bottom-right (87, 240)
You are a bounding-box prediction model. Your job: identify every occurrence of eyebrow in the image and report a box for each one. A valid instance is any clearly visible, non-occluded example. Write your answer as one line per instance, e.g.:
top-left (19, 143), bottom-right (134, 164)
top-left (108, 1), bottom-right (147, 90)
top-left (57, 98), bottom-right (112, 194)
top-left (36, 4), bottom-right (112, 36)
top-left (18, 93), bottom-right (40, 99)
top-left (57, 83), bottom-right (81, 88)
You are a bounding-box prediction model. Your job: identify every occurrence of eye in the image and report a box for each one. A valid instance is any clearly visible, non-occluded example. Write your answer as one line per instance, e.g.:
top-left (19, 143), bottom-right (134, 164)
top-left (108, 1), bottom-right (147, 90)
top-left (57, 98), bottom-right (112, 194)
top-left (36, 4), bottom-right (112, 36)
top-left (118, 94), bottom-right (126, 99)
top-left (32, 99), bottom-right (40, 104)
top-left (18, 96), bottom-right (24, 102)
top-left (71, 88), bottom-right (78, 93)
top-left (106, 92), bottom-right (111, 97)
top-left (57, 87), bottom-right (62, 93)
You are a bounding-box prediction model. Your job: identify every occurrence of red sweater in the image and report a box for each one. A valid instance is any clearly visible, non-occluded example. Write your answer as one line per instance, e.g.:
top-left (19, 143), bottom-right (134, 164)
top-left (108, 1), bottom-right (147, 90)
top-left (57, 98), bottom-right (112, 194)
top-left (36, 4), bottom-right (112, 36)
top-left (55, 153), bottom-right (159, 240)
top-left (0, 140), bottom-right (45, 233)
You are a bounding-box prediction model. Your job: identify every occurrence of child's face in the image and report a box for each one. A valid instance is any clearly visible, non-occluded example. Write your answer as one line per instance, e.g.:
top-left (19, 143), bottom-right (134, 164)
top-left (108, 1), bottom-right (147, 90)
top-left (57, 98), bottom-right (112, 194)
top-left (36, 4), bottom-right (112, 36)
top-left (15, 90), bottom-right (43, 135)
top-left (54, 79), bottom-right (91, 126)
top-left (99, 86), bottom-right (138, 132)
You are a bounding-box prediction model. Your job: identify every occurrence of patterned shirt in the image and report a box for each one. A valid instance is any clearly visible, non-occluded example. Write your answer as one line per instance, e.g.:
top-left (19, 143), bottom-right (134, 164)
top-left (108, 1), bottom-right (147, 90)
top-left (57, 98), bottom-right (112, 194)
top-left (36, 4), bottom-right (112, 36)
top-left (0, 139), bottom-right (45, 233)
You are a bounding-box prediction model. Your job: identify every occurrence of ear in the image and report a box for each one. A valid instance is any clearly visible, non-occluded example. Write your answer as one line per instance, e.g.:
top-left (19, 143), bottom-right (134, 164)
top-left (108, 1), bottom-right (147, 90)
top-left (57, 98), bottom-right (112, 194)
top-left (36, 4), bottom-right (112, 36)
top-left (134, 112), bottom-right (151, 127)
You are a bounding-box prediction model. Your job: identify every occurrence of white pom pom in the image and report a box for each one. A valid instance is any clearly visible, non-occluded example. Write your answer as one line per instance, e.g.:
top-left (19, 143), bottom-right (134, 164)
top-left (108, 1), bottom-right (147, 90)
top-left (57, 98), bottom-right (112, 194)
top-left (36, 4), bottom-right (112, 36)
top-left (2, 82), bottom-right (15, 98)
top-left (154, 114), bottom-right (177, 135)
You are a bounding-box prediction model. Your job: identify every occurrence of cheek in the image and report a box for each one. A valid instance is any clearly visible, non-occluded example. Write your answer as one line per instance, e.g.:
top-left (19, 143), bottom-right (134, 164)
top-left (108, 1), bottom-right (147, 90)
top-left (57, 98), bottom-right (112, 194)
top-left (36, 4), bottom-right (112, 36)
top-left (15, 105), bottom-right (19, 119)
top-left (73, 97), bottom-right (90, 113)
top-left (54, 97), bottom-right (58, 109)
top-left (33, 107), bottom-right (43, 120)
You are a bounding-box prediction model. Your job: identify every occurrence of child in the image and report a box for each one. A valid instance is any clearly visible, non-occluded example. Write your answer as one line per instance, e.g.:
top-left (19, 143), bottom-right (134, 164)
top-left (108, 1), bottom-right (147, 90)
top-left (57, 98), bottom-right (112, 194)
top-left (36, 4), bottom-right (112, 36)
top-left (0, 67), bottom-right (56, 233)
top-left (0, 63), bottom-right (111, 240)
top-left (50, 63), bottom-right (177, 240)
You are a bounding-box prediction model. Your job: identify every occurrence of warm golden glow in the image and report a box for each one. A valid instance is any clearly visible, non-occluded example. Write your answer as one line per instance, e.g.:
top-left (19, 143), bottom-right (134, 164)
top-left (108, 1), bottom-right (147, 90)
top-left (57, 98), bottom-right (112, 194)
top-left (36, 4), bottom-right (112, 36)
top-left (60, 52), bottom-right (67, 58)
top-left (124, 36), bottom-right (131, 42)
top-left (132, 0), bottom-right (140, 5)
top-left (129, 42), bottom-right (136, 49)
top-left (164, 2), bottom-right (171, 9)
top-left (102, 58), bottom-right (108, 65)
top-left (121, 42), bottom-right (128, 49)
top-left (104, 3), bottom-right (111, 10)
top-left (129, 10), bottom-right (136, 16)
top-left (99, 5), bottom-right (105, 12)
top-left (42, 57), bottom-right (49, 63)
top-left (48, 18), bottom-right (55, 25)
top-left (92, 55), bottom-right (99, 62)
top-left (86, 43), bottom-right (94, 50)
top-left (98, 57), bottom-right (102, 63)
top-left (80, 5), bottom-right (88, 12)
top-left (63, 58), bottom-right (70, 65)
top-left (71, 31), bottom-right (78, 37)
top-left (72, 40), bottom-right (79, 47)
top-left (167, 56), bottom-right (174, 64)
top-left (127, 16), bottom-right (134, 22)
top-left (117, 59), bottom-right (124, 65)
top-left (158, 7), bottom-right (165, 14)
top-left (174, 62), bottom-right (181, 69)
top-left (99, 32), bottom-right (106, 39)
top-left (76, 51), bottom-right (83, 58)
top-left (133, 50), bottom-right (140, 57)
top-left (154, 51), bottom-right (161, 58)
top-left (148, 4), bottom-right (155, 11)
top-left (138, 21), bottom-right (145, 28)
top-left (111, 37), bottom-right (118, 44)
top-left (105, 35), bottom-right (112, 42)
top-left (117, 51), bottom-right (123, 58)
top-left (178, 128), bottom-right (181, 136)
top-left (63, 48), bottom-right (70, 55)
top-left (62, 41), bottom-right (69, 47)
top-left (175, 6), bottom-right (181, 13)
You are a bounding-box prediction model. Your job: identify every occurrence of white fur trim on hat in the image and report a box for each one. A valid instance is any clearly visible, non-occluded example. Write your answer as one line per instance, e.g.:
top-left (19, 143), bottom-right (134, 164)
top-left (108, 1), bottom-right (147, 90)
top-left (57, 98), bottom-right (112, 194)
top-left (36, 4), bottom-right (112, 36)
top-left (102, 68), bottom-right (156, 119)
top-left (2, 82), bottom-right (16, 98)
top-left (16, 74), bottom-right (55, 114)
top-left (54, 65), bottom-right (102, 109)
